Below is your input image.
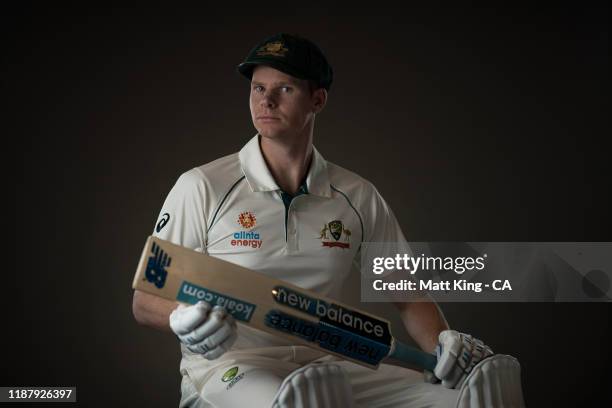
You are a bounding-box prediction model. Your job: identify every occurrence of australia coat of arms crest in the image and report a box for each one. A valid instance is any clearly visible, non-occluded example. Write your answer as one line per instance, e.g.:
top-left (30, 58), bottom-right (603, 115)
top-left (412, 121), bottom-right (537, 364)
top-left (319, 220), bottom-right (351, 249)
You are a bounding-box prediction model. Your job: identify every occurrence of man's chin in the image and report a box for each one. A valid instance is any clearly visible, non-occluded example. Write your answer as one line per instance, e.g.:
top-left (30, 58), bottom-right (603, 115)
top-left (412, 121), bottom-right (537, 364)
top-left (258, 129), bottom-right (286, 140)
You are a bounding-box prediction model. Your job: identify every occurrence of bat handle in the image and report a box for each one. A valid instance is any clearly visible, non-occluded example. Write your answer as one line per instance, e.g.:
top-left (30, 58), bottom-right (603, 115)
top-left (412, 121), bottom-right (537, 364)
top-left (387, 340), bottom-right (437, 372)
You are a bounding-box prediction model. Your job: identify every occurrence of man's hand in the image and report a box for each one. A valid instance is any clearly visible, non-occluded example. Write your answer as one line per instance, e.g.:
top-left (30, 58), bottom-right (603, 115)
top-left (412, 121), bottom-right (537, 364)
top-left (169, 301), bottom-right (237, 360)
top-left (430, 330), bottom-right (494, 389)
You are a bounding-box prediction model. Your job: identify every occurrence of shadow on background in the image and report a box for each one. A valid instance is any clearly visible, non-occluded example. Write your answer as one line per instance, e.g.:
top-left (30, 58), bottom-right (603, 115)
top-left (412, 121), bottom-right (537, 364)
top-left (6, 5), bottom-right (610, 407)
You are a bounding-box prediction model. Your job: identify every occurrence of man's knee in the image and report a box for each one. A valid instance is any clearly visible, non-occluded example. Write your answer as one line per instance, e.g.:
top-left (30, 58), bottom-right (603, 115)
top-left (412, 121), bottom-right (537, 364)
top-left (201, 363), bottom-right (286, 407)
top-left (185, 361), bottom-right (355, 408)
top-left (456, 354), bottom-right (526, 408)
top-left (271, 362), bottom-right (354, 408)
top-left (180, 374), bottom-right (209, 408)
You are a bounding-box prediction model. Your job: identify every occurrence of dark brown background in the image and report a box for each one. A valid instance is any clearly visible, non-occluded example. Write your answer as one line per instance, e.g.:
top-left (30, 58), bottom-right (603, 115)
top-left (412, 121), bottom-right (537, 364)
top-left (7, 5), bottom-right (610, 407)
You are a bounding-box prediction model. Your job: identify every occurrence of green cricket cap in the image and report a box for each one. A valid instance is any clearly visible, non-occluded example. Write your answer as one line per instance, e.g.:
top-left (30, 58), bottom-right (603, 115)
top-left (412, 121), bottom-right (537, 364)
top-left (237, 33), bottom-right (333, 91)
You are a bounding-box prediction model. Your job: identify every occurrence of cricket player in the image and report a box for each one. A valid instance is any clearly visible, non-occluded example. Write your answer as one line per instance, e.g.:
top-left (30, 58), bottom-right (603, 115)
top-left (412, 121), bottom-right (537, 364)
top-left (133, 33), bottom-right (525, 407)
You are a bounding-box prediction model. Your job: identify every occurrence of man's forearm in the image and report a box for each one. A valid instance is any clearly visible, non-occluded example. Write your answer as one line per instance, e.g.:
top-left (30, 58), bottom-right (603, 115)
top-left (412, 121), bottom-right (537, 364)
top-left (394, 297), bottom-right (449, 353)
top-left (132, 289), bottom-right (179, 333)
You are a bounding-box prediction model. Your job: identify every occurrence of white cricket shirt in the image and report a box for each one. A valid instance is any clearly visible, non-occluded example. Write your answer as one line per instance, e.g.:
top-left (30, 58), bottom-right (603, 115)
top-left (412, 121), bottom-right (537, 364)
top-left (152, 134), bottom-right (407, 367)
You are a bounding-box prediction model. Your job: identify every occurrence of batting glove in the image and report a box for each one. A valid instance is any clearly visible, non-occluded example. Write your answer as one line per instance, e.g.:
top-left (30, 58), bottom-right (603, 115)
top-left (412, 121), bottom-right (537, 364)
top-left (169, 301), bottom-right (237, 360)
top-left (432, 330), bottom-right (494, 389)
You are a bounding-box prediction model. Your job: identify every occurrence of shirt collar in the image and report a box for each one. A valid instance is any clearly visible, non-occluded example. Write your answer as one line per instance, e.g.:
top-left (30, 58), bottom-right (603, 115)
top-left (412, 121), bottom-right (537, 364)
top-left (239, 134), bottom-right (332, 198)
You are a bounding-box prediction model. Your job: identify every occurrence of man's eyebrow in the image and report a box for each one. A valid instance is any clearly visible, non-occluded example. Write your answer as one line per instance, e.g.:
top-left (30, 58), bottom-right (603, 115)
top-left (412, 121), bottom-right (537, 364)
top-left (251, 80), bottom-right (300, 86)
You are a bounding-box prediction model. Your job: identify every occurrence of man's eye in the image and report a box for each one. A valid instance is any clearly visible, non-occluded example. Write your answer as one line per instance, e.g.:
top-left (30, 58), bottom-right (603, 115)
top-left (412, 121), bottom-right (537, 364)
top-left (253, 86), bottom-right (264, 92)
top-left (281, 86), bottom-right (291, 93)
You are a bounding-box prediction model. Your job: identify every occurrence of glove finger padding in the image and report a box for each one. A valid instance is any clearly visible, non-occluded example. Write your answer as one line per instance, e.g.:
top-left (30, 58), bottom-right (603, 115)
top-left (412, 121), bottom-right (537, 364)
top-left (170, 302), bottom-right (237, 360)
top-left (187, 314), bottom-right (236, 354)
top-left (180, 306), bottom-right (228, 345)
top-left (435, 330), bottom-right (494, 389)
top-left (202, 329), bottom-right (238, 360)
top-left (169, 301), bottom-right (211, 335)
top-left (434, 330), bottom-right (463, 381)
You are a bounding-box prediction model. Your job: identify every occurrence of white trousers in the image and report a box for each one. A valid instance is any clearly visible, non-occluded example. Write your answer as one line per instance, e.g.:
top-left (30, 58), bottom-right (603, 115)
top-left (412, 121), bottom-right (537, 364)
top-left (179, 346), bottom-right (458, 408)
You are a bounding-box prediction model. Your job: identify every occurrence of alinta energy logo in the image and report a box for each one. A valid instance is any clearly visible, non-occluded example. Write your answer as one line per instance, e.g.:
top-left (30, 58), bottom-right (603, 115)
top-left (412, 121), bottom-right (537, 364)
top-left (238, 211), bottom-right (257, 229)
top-left (231, 211), bottom-right (263, 249)
top-left (145, 242), bottom-right (170, 288)
top-left (320, 220), bottom-right (351, 249)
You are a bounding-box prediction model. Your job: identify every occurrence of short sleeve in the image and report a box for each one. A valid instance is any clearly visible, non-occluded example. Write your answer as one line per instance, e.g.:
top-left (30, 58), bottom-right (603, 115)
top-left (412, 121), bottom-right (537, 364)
top-left (363, 185), bottom-right (408, 244)
top-left (152, 169), bottom-right (208, 251)
top-left (356, 183), bottom-right (413, 278)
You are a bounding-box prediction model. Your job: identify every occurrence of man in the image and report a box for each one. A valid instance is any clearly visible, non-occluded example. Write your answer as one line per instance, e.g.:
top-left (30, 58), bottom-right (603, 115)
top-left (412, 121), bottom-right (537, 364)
top-left (133, 33), bottom-right (524, 407)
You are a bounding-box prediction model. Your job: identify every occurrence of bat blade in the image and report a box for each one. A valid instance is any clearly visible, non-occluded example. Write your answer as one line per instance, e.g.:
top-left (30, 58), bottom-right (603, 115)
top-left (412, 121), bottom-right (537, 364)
top-left (133, 236), bottom-right (436, 372)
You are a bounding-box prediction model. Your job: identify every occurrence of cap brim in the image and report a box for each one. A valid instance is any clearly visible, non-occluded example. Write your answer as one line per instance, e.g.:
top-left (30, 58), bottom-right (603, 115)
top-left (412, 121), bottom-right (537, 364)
top-left (237, 59), bottom-right (310, 82)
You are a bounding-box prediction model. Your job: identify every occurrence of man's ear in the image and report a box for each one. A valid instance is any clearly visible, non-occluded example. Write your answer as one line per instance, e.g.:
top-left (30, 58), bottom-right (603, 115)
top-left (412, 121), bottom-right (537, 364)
top-left (313, 88), bottom-right (328, 113)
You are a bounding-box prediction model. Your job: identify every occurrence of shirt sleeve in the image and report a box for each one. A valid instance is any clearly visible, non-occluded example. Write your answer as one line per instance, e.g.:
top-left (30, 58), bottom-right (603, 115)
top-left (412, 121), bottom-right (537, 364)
top-left (356, 183), bottom-right (413, 278)
top-left (363, 184), bottom-right (408, 244)
top-left (152, 168), bottom-right (208, 251)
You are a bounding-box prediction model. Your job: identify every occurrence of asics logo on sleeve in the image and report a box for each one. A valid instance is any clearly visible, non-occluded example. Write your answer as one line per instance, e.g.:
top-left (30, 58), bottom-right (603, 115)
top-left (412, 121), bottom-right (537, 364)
top-left (156, 213), bottom-right (170, 233)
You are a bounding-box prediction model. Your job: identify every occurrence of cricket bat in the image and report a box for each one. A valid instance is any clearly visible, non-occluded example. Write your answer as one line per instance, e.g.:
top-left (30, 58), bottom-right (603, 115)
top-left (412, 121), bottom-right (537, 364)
top-left (132, 236), bottom-right (437, 372)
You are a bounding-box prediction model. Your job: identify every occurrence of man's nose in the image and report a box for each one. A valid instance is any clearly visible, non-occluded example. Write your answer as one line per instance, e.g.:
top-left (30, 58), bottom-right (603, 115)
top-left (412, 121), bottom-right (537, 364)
top-left (260, 91), bottom-right (277, 108)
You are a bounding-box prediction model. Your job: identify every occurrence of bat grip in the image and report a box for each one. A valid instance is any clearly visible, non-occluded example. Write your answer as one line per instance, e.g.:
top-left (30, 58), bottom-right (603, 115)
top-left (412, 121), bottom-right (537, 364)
top-left (388, 341), bottom-right (437, 372)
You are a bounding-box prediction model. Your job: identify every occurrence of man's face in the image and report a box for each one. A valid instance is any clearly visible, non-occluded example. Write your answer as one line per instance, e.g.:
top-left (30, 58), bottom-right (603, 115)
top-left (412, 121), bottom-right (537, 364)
top-left (249, 65), bottom-right (324, 140)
